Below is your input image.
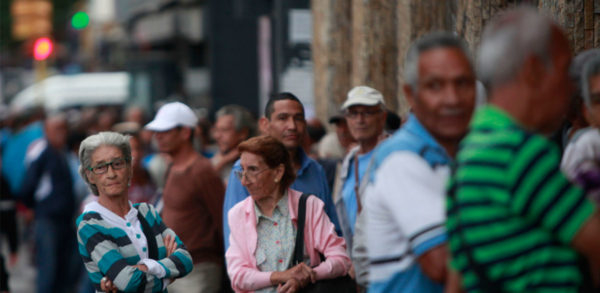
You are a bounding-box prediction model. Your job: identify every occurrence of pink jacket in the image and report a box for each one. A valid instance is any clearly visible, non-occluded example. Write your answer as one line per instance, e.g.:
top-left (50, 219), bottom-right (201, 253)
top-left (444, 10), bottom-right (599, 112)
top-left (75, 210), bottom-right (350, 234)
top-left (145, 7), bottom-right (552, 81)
top-left (225, 188), bottom-right (351, 292)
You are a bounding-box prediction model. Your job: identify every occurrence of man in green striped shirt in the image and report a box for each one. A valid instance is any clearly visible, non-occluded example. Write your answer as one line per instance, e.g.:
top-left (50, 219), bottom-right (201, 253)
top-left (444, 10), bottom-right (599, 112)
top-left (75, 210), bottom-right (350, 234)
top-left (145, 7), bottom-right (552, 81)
top-left (446, 7), bottom-right (600, 292)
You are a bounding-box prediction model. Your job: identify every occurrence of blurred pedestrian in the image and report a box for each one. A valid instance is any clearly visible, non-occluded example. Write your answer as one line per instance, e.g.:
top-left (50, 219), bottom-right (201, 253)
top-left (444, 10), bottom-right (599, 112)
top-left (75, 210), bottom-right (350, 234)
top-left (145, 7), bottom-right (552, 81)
top-left (146, 102), bottom-right (225, 293)
top-left (20, 113), bottom-right (79, 293)
top-left (76, 131), bottom-right (193, 292)
top-left (318, 115), bottom-right (356, 160)
top-left (561, 55), bottom-right (600, 202)
top-left (447, 7), bottom-right (600, 291)
top-left (211, 105), bottom-right (256, 185)
top-left (226, 136), bottom-right (351, 292)
top-left (223, 93), bottom-right (341, 251)
top-left (333, 85), bottom-right (387, 287)
top-left (113, 122), bottom-right (158, 204)
top-left (364, 32), bottom-right (476, 292)
top-left (0, 155), bottom-right (17, 293)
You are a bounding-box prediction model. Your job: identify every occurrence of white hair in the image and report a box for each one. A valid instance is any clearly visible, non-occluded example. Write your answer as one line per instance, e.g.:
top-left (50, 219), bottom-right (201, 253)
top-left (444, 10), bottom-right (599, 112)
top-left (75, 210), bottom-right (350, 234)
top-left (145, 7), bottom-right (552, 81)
top-left (78, 131), bottom-right (131, 196)
top-left (404, 32), bottom-right (473, 92)
top-left (478, 6), bottom-right (554, 88)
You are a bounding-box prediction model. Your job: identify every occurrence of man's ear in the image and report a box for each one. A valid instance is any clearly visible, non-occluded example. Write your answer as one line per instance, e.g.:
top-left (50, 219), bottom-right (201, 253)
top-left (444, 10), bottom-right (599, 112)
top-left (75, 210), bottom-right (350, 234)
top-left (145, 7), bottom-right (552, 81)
top-left (403, 84), bottom-right (416, 109)
top-left (180, 127), bottom-right (192, 141)
top-left (258, 117), bottom-right (269, 135)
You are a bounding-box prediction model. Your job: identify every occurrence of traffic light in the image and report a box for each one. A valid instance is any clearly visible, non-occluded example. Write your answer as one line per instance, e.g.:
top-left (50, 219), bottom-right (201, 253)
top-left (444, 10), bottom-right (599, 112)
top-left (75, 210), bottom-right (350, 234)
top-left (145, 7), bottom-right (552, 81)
top-left (33, 37), bottom-right (53, 61)
top-left (11, 0), bottom-right (52, 40)
top-left (71, 11), bottom-right (89, 30)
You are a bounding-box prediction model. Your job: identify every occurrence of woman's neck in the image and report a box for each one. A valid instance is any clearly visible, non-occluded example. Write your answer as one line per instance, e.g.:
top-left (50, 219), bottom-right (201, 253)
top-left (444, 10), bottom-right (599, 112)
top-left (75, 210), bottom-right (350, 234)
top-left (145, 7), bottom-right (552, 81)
top-left (255, 188), bottom-right (284, 218)
top-left (98, 195), bottom-right (130, 218)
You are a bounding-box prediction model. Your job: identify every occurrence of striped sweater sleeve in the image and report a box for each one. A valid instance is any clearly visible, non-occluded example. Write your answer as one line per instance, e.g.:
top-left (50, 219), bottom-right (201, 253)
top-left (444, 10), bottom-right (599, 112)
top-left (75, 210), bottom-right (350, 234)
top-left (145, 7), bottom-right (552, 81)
top-left (136, 203), bottom-right (194, 279)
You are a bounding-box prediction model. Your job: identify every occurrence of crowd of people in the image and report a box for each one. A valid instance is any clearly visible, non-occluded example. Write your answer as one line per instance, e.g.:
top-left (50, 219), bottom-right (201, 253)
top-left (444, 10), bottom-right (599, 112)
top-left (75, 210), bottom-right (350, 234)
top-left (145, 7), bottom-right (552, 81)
top-left (2, 5), bottom-right (600, 293)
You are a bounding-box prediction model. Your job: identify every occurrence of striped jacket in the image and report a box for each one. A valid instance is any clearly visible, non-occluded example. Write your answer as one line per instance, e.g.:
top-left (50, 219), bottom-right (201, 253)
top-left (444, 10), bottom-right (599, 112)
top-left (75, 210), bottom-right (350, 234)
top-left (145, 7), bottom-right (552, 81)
top-left (77, 202), bottom-right (193, 292)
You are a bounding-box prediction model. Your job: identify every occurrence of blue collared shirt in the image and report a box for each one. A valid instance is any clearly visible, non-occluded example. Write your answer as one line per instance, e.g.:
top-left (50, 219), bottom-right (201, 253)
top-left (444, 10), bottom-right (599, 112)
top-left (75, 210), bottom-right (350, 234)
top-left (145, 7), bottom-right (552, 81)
top-left (223, 148), bottom-right (340, 250)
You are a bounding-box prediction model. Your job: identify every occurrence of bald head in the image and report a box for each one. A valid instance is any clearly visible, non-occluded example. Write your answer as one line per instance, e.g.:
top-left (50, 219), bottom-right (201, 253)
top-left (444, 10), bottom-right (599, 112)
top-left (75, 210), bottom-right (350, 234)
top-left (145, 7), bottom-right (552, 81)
top-left (45, 113), bottom-right (68, 149)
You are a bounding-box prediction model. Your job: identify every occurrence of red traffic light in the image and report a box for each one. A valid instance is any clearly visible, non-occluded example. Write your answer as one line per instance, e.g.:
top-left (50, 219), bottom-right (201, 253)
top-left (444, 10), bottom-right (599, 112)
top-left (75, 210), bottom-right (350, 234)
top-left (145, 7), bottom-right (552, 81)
top-left (33, 37), bottom-right (53, 60)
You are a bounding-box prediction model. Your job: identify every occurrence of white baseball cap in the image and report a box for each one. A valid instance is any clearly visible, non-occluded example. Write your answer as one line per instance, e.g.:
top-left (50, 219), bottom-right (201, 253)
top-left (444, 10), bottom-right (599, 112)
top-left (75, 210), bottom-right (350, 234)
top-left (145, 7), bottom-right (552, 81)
top-left (341, 86), bottom-right (385, 110)
top-left (145, 102), bottom-right (198, 131)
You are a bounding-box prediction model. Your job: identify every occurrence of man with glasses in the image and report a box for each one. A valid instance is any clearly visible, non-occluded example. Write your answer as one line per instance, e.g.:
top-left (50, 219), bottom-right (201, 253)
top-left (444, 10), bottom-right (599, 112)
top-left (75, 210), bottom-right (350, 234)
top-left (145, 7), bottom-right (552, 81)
top-left (145, 102), bottom-right (225, 293)
top-left (332, 86), bottom-right (387, 284)
top-left (223, 92), bottom-right (341, 250)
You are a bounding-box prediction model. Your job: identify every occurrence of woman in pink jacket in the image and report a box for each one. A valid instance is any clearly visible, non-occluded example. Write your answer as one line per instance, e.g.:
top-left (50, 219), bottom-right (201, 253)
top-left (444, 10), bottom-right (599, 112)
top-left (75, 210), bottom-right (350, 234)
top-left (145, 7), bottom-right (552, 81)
top-left (225, 136), bottom-right (351, 293)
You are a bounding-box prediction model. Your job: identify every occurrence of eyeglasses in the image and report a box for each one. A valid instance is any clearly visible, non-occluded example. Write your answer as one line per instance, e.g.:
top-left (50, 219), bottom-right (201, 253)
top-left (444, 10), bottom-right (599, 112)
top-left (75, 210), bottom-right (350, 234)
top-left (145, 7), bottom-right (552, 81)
top-left (88, 157), bottom-right (129, 175)
top-left (344, 109), bottom-right (382, 119)
top-left (234, 167), bottom-right (269, 181)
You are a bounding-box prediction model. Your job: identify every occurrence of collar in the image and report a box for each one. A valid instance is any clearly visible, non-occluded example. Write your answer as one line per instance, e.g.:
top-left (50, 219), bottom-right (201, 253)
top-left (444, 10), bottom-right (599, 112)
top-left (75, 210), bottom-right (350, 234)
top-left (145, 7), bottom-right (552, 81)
top-left (244, 188), bottom-right (302, 222)
top-left (403, 113), bottom-right (446, 152)
top-left (84, 200), bottom-right (137, 223)
top-left (472, 105), bottom-right (519, 129)
top-left (296, 148), bottom-right (312, 176)
top-left (339, 145), bottom-right (373, 180)
top-left (254, 191), bottom-right (290, 223)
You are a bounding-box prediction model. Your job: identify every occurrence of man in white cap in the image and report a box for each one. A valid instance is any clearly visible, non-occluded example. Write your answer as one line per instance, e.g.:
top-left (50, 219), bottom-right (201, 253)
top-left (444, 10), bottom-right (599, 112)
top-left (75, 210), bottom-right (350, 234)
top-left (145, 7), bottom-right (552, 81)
top-left (333, 86), bottom-right (387, 263)
top-left (146, 102), bottom-right (225, 293)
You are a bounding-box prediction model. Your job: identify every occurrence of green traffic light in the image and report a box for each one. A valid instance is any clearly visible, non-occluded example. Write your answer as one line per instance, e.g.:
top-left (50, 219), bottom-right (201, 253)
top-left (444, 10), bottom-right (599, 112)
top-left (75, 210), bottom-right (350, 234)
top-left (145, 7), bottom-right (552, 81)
top-left (71, 11), bottom-right (89, 30)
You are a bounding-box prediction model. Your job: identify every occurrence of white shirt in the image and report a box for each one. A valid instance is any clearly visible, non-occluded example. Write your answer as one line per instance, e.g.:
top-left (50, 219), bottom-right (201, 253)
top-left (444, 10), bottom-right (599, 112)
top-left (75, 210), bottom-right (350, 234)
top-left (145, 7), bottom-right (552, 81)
top-left (365, 152), bottom-right (448, 282)
top-left (83, 201), bottom-right (166, 278)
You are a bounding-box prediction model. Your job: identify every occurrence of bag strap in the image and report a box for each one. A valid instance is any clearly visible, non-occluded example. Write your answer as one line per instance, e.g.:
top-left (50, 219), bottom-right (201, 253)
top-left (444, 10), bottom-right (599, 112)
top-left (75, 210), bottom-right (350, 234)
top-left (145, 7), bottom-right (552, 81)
top-left (293, 193), bottom-right (310, 265)
top-left (353, 153), bottom-right (363, 213)
top-left (136, 205), bottom-right (159, 260)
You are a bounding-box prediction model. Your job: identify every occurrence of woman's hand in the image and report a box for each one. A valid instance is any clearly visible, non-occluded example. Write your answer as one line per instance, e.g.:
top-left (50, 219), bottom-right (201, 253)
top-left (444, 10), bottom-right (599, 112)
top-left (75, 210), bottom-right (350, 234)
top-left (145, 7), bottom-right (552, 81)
top-left (100, 265), bottom-right (148, 292)
top-left (101, 277), bottom-right (117, 293)
top-left (164, 234), bottom-right (177, 257)
top-left (271, 263), bottom-right (316, 287)
top-left (277, 278), bottom-right (301, 293)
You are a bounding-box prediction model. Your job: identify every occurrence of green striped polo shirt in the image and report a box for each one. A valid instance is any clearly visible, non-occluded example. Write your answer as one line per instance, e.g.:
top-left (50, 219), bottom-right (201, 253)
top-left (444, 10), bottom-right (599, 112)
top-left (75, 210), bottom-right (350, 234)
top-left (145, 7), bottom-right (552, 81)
top-left (446, 105), bottom-right (596, 292)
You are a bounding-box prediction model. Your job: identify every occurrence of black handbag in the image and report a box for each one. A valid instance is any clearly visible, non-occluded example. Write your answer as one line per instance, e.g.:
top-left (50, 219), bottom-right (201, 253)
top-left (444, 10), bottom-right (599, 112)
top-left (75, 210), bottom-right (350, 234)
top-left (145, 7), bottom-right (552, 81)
top-left (292, 193), bottom-right (357, 293)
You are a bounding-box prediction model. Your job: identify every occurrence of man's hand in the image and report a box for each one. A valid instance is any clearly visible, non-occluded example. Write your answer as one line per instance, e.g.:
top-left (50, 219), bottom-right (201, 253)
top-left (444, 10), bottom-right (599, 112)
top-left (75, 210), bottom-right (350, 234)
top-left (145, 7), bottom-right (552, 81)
top-left (270, 263), bottom-right (316, 287)
top-left (417, 244), bottom-right (449, 284)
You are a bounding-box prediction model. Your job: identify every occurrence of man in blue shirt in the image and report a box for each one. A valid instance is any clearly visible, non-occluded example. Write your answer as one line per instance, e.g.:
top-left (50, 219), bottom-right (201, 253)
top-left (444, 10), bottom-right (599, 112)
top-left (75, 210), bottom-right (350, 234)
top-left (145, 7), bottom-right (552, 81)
top-left (223, 93), bottom-right (340, 249)
top-left (334, 86), bottom-right (387, 250)
top-left (334, 86), bottom-right (388, 286)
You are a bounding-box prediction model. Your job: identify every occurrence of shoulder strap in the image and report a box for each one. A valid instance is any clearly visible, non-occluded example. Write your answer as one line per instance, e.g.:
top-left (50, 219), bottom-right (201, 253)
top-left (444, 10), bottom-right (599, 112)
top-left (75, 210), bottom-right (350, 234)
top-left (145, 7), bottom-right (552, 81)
top-left (136, 205), bottom-right (159, 260)
top-left (293, 193), bottom-right (310, 265)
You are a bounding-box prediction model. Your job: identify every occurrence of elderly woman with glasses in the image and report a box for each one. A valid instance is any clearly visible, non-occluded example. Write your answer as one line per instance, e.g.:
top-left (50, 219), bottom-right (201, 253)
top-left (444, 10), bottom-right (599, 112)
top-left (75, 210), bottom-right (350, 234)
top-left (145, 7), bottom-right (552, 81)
top-left (76, 132), bottom-right (193, 292)
top-left (226, 135), bottom-right (350, 293)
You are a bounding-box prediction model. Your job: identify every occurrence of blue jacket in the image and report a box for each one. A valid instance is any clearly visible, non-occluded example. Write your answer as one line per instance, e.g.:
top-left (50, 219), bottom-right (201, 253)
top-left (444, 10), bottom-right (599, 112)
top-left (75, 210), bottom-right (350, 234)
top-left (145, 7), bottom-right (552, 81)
top-left (20, 139), bottom-right (75, 221)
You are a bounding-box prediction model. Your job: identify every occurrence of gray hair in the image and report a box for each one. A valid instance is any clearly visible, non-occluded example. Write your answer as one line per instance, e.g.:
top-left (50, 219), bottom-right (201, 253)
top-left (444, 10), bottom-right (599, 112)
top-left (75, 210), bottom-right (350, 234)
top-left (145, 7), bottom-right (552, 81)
top-left (478, 6), bottom-right (554, 88)
top-left (582, 56), bottom-right (600, 108)
top-left (404, 31), bottom-right (473, 92)
top-left (215, 104), bottom-right (257, 137)
top-left (570, 49), bottom-right (600, 96)
top-left (78, 131), bottom-right (131, 196)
